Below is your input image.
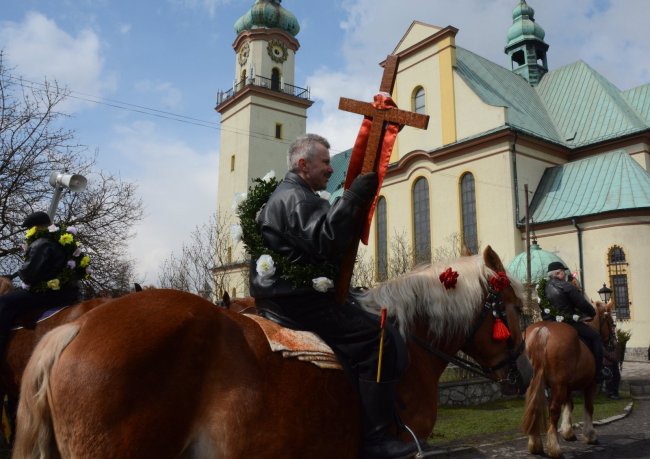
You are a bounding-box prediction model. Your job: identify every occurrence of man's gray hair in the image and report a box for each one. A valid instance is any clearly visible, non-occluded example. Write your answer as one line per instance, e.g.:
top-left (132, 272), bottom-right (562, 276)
top-left (548, 269), bottom-right (564, 280)
top-left (287, 133), bottom-right (330, 172)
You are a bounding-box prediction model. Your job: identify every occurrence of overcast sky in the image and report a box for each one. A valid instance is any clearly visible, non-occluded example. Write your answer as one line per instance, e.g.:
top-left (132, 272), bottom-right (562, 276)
top-left (2, 0), bottom-right (649, 284)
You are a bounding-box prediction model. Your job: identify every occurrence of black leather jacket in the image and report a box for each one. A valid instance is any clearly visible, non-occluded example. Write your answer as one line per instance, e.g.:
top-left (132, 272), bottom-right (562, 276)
top-left (250, 172), bottom-right (370, 299)
top-left (18, 237), bottom-right (67, 286)
top-left (545, 277), bottom-right (595, 319)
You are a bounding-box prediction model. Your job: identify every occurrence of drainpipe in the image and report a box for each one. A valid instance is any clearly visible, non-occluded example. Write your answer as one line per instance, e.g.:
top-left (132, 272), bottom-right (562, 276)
top-left (572, 218), bottom-right (585, 291)
top-left (511, 132), bottom-right (520, 226)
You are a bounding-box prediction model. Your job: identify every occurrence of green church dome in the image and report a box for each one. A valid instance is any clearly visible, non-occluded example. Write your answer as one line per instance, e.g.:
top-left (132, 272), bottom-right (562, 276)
top-left (506, 0), bottom-right (546, 47)
top-left (234, 0), bottom-right (300, 37)
top-left (506, 241), bottom-right (569, 284)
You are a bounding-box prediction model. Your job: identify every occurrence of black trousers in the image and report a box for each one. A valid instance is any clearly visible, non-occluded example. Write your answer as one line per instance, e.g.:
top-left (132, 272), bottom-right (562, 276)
top-left (258, 293), bottom-right (409, 384)
top-left (573, 322), bottom-right (603, 374)
top-left (0, 287), bottom-right (80, 357)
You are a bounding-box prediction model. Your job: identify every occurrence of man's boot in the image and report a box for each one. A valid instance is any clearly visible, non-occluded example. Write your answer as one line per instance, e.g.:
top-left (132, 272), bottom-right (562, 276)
top-left (358, 379), bottom-right (418, 459)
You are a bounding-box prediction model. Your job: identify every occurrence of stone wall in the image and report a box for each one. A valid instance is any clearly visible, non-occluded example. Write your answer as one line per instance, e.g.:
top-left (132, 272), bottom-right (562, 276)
top-left (438, 378), bottom-right (503, 406)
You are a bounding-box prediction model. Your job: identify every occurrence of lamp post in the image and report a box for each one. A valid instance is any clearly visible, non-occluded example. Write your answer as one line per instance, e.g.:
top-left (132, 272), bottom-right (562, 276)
top-left (598, 283), bottom-right (612, 303)
top-left (47, 171), bottom-right (88, 220)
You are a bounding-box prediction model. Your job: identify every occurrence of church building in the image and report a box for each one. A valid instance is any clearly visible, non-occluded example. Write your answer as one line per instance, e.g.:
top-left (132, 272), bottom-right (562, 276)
top-left (216, 0), bottom-right (650, 357)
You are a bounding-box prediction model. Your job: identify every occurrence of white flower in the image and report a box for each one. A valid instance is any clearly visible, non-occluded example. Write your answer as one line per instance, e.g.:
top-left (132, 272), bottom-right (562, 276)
top-left (317, 190), bottom-right (331, 200)
top-left (66, 226), bottom-right (77, 235)
top-left (230, 224), bottom-right (243, 245)
top-left (256, 254), bottom-right (276, 287)
top-left (48, 224), bottom-right (59, 233)
top-left (572, 314), bottom-right (580, 322)
top-left (67, 260), bottom-right (76, 269)
top-left (231, 192), bottom-right (247, 210)
top-left (312, 277), bottom-right (334, 293)
top-left (556, 316), bottom-right (565, 322)
top-left (544, 308), bottom-right (551, 314)
top-left (73, 247), bottom-right (82, 257)
top-left (262, 170), bottom-right (276, 182)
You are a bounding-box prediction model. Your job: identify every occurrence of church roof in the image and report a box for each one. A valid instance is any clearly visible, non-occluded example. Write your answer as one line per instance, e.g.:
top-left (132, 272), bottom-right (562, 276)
top-left (455, 50), bottom-right (650, 147)
top-left (234, 0), bottom-right (300, 37)
top-left (506, 241), bottom-right (569, 284)
top-left (529, 150), bottom-right (650, 223)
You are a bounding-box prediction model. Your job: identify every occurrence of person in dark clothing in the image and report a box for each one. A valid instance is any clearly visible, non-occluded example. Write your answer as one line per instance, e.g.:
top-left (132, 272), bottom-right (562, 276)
top-left (603, 321), bottom-right (621, 399)
top-left (0, 211), bottom-right (84, 359)
top-left (545, 261), bottom-right (608, 383)
top-left (250, 134), bottom-right (416, 459)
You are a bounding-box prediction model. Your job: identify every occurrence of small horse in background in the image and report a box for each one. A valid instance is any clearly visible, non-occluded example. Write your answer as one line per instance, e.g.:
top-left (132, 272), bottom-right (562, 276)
top-left (15, 246), bottom-right (530, 458)
top-left (523, 300), bottom-right (615, 458)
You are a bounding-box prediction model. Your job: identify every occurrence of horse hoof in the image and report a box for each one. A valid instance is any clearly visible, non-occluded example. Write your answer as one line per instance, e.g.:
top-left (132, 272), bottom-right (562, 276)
top-left (563, 434), bottom-right (577, 442)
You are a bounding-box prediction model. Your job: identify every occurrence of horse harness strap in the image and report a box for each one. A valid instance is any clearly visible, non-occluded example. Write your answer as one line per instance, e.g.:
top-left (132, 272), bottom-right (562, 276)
top-left (410, 288), bottom-right (524, 382)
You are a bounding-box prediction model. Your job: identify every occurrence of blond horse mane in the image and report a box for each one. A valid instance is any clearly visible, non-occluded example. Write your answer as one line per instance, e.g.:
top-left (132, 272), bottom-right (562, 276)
top-left (358, 255), bottom-right (522, 341)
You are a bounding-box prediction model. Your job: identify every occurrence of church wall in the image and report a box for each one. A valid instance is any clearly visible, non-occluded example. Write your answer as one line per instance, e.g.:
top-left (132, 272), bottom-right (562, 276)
top-left (394, 47), bottom-right (444, 156)
top-left (454, 73), bottom-right (506, 141)
top-left (534, 218), bottom-right (650, 349)
top-left (244, 40), bottom-right (296, 85)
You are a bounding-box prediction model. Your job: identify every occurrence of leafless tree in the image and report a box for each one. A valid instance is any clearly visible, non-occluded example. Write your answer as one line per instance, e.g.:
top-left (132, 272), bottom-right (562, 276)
top-left (0, 52), bottom-right (143, 297)
top-left (158, 212), bottom-right (241, 300)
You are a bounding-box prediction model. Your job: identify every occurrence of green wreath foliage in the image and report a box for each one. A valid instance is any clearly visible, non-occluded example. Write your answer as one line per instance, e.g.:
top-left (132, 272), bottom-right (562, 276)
top-left (24, 224), bottom-right (90, 293)
top-left (536, 277), bottom-right (577, 323)
top-left (237, 177), bottom-right (337, 288)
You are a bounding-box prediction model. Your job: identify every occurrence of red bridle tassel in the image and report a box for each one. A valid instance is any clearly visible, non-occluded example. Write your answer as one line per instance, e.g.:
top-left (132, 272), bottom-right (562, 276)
top-left (492, 318), bottom-right (511, 341)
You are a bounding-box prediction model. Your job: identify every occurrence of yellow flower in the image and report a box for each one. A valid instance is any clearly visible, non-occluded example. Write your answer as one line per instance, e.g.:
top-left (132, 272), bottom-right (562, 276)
top-left (47, 279), bottom-right (61, 290)
top-left (80, 255), bottom-right (90, 268)
top-left (25, 227), bottom-right (37, 239)
top-left (59, 233), bottom-right (74, 245)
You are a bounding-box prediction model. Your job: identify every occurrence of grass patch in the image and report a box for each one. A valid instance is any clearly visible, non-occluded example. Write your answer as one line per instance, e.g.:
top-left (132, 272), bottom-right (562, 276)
top-left (429, 391), bottom-right (630, 447)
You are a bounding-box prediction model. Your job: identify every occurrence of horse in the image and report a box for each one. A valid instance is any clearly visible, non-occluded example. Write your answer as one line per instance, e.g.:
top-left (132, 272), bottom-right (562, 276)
top-left (0, 280), bottom-right (113, 445)
top-left (14, 246), bottom-right (531, 458)
top-left (522, 299), bottom-right (615, 458)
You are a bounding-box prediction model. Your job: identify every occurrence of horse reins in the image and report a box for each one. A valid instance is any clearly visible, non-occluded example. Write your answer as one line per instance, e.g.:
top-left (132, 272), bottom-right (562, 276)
top-left (410, 287), bottom-right (525, 386)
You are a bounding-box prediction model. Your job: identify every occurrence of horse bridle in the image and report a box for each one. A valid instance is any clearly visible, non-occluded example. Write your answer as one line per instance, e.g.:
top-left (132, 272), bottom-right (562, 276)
top-left (410, 287), bottom-right (526, 388)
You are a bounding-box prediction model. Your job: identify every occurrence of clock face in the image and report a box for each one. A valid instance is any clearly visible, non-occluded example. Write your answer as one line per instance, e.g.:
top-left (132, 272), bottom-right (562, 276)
top-left (267, 40), bottom-right (288, 63)
top-left (238, 42), bottom-right (249, 66)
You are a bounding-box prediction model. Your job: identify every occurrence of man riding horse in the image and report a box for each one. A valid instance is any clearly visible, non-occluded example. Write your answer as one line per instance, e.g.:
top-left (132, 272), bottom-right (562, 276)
top-left (250, 134), bottom-right (417, 459)
top-left (544, 261), bottom-right (609, 383)
top-left (0, 211), bottom-right (85, 361)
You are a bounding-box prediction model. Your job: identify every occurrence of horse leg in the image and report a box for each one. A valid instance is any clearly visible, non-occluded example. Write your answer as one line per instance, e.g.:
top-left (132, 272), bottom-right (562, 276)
top-left (558, 397), bottom-right (577, 441)
top-left (523, 367), bottom-right (546, 455)
top-left (545, 387), bottom-right (566, 459)
top-left (582, 384), bottom-right (598, 444)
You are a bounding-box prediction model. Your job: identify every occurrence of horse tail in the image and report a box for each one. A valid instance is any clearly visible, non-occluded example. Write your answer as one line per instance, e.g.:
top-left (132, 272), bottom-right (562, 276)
top-left (13, 322), bottom-right (81, 459)
top-left (522, 327), bottom-right (548, 435)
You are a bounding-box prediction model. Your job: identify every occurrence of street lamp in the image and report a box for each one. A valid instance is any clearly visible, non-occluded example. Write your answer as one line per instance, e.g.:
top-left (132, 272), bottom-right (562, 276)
top-left (47, 171), bottom-right (88, 220)
top-left (598, 283), bottom-right (612, 303)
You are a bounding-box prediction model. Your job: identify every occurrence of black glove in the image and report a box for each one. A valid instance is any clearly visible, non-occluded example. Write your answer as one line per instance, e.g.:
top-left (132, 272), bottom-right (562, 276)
top-left (349, 172), bottom-right (378, 203)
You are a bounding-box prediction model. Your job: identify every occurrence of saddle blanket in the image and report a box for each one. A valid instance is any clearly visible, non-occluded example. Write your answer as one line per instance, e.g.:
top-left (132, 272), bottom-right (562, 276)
top-left (11, 304), bottom-right (71, 331)
top-left (245, 313), bottom-right (342, 370)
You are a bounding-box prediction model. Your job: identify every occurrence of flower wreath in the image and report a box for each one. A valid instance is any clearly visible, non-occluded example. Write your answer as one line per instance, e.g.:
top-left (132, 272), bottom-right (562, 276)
top-left (24, 224), bottom-right (90, 293)
top-left (236, 177), bottom-right (338, 288)
top-left (536, 277), bottom-right (580, 323)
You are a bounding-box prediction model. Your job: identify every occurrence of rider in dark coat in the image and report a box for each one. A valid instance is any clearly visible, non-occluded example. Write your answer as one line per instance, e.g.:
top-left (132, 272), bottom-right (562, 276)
top-left (250, 134), bottom-right (415, 459)
top-left (544, 261), bottom-right (608, 383)
top-left (0, 211), bottom-right (81, 358)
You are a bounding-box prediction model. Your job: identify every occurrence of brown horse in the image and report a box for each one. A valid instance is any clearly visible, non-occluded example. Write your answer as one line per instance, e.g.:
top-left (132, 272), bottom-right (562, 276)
top-left (14, 246), bottom-right (530, 458)
top-left (523, 300), bottom-right (615, 458)
top-left (0, 279), bottom-right (112, 444)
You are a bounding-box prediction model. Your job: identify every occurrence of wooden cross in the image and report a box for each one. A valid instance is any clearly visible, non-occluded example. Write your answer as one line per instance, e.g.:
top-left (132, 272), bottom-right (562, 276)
top-left (335, 54), bottom-right (430, 302)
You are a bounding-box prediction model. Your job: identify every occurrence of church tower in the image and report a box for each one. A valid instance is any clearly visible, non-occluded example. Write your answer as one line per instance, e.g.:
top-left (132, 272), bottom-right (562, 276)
top-left (504, 0), bottom-right (549, 86)
top-left (215, 0), bottom-right (312, 296)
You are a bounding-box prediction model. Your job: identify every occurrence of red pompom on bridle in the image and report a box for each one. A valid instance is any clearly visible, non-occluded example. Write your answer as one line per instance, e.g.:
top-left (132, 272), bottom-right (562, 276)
top-left (489, 271), bottom-right (510, 293)
top-left (492, 317), bottom-right (511, 341)
top-left (439, 267), bottom-right (459, 290)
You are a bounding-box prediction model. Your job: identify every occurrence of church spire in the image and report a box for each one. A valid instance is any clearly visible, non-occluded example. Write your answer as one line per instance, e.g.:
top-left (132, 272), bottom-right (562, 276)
top-left (504, 0), bottom-right (549, 86)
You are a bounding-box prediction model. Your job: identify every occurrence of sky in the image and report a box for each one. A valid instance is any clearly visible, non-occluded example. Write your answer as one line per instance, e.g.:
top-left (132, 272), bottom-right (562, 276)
top-left (2, 0), bottom-right (649, 284)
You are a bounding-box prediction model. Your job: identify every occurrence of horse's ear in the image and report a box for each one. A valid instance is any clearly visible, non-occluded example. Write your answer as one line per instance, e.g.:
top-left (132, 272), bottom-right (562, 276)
top-left (222, 291), bottom-right (231, 307)
top-left (483, 245), bottom-right (505, 272)
top-left (134, 283), bottom-right (143, 292)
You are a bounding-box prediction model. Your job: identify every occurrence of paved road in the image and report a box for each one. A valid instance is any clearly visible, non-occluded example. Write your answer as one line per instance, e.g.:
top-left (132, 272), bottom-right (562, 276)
top-left (423, 360), bottom-right (650, 458)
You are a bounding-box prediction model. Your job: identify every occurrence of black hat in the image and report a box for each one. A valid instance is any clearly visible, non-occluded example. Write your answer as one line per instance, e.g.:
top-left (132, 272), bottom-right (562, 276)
top-left (547, 261), bottom-right (568, 273)
top-left (21, 211), bottom-right (51, 228)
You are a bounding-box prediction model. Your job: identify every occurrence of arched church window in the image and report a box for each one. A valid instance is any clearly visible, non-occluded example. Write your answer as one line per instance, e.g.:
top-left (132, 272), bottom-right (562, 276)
top-left (412, 87), bottom-right (425, 115)
top-left (376, 196), bottom-right (388, 281)
top-left (460, 172), bottom-right (478, 254)
top-left (412, 177), bottom-right (431, 265)
top-left (607, 245), bottom-right (630, 320)
top-left (271, 68), bottom-right (281, 91)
